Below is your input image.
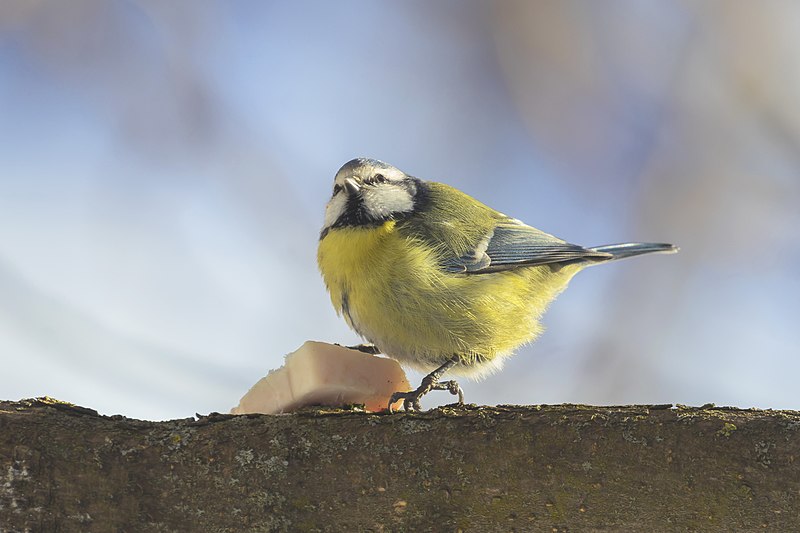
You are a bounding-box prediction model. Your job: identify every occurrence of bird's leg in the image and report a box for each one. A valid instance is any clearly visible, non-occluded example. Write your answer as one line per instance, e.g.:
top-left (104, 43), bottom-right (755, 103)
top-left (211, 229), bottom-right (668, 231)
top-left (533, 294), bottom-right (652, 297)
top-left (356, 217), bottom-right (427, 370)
top-left (346, 343), bottom-right (382, 355)
top-left (388, 356), bottom-right (464, 412)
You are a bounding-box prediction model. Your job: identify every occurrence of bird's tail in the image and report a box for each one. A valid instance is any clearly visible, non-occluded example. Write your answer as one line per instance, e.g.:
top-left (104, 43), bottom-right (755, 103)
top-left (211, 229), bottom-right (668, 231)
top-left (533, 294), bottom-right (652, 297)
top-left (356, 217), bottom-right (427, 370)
top-left (587, 242), bottom-right (678, 262)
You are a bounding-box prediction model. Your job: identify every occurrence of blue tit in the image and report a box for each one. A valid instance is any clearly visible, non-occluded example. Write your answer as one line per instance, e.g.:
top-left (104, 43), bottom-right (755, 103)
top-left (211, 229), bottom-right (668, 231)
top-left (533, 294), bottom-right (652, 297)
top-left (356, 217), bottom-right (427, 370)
top-left (317, 158), bottom-right (677, 411)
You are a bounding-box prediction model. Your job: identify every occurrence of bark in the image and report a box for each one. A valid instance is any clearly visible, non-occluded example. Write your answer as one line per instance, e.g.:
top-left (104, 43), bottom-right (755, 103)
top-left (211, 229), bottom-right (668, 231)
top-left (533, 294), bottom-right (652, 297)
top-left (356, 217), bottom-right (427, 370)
top-left (2, 397), bottom-right (799, 532)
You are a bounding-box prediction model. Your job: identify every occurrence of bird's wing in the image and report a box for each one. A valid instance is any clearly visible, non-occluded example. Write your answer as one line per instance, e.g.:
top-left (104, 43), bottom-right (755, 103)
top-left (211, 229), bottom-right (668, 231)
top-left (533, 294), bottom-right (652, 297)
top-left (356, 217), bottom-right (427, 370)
top-left (440, 220), bottom-right (612, 274)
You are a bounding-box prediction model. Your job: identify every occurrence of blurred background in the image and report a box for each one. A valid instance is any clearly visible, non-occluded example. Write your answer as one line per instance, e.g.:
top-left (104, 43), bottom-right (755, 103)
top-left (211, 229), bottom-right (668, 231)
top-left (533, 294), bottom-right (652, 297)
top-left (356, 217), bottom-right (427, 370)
top-left (1, 1), bottom-right (798, 420)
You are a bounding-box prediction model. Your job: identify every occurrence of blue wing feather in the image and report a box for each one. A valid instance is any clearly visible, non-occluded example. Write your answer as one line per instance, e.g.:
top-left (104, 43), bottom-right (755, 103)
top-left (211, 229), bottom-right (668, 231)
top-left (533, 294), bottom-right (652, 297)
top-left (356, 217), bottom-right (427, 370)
top-left (441, 221), bottom-right (611, 274)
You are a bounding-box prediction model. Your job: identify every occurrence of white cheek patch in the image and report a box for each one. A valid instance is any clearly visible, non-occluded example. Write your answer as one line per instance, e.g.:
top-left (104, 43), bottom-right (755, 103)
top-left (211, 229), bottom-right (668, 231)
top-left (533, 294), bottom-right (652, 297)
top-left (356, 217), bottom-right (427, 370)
top-left (361, 184), bottom-right (414, 220)
top-left (323, 192), bottom-right (347, 229)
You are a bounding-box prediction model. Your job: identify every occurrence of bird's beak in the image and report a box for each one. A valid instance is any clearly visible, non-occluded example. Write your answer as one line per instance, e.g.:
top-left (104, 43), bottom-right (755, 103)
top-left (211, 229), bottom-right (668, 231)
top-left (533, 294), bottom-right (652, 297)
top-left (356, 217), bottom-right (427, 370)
top-left (344, 178), bottom-right (361, 196)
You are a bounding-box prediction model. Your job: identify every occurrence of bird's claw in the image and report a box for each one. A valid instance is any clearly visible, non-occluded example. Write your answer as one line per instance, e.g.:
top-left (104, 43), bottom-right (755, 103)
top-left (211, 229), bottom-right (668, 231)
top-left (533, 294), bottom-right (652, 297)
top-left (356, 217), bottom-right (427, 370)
top-left (437, 380), bottom-right (465, 404)
top-left (388, 379), bottom-right (464, 413)
top-left (346, 344), bottom-right (382, 355)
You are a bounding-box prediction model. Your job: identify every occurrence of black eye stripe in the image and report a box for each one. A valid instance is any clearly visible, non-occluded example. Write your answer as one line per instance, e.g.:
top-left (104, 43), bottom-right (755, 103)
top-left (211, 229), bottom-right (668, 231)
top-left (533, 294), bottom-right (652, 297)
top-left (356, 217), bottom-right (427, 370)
top-left (334, 174), bottom-right (391, 193)
top-left (363, 174), bottom-right (388, 185)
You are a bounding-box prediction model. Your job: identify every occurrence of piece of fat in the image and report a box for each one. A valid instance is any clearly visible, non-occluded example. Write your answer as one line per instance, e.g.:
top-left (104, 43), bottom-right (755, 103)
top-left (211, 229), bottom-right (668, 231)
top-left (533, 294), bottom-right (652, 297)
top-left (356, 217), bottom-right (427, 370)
top-left (231, 341), bottom-right (410, 414)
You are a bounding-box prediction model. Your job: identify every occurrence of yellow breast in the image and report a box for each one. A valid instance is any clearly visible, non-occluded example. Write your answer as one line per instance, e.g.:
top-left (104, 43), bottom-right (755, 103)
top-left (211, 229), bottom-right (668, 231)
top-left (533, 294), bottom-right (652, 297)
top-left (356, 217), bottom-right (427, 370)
top-left (317, 221), bottom-right (580, 376)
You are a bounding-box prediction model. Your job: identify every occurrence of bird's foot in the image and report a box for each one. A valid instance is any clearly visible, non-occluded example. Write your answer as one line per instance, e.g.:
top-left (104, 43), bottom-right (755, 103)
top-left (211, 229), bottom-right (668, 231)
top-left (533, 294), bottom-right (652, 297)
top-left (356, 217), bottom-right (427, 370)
top-left (434, 380), bottom-right (465, 405)
top-left (388, 376), bottom-right (464, 412)
top-left (344, 343), bottom-right (382, 355)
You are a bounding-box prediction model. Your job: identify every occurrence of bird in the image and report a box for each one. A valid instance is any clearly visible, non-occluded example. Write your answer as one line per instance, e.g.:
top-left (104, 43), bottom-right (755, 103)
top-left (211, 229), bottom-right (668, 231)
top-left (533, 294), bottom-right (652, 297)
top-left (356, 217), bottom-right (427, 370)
top-left (317, 158), bottom-right (677, 411)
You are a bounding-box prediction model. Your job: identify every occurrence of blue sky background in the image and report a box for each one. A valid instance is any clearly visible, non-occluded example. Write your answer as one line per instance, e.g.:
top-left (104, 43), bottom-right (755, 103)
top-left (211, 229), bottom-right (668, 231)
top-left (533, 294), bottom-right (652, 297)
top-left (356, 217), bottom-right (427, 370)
top-left (1, 1), bottom-right (798, 420)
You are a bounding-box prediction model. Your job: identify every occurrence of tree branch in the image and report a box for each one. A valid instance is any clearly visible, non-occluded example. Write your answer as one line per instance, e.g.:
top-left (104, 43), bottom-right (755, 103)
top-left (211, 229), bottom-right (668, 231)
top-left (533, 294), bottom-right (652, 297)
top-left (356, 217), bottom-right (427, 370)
top-left (2, 398), bottom-right (799, 531)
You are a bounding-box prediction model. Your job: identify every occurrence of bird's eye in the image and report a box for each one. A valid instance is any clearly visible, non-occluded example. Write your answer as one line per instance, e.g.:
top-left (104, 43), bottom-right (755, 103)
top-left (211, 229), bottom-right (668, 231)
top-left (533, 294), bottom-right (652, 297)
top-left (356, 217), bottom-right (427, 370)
top-left (364, 174), bottom-right (386, 185)
top-left (332, 184), bottom-right (342, 195)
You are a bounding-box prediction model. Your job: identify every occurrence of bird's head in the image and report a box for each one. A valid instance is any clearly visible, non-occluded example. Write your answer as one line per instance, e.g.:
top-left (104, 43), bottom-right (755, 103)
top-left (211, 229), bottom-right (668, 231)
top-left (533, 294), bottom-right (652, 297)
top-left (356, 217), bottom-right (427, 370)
top-left (321, 158), bottom-right (423, 236)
